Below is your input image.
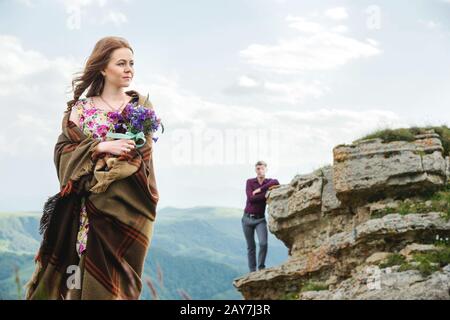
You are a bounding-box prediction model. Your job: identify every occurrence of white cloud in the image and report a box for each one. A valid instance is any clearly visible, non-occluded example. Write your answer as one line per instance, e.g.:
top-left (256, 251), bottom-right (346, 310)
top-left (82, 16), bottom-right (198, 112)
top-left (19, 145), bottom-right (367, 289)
top-left (227, 75), bottom-right (327, 104)
top-left (240, 14), bottom-right (381, 73)
top-left (237, 75), bottom-right (260, 88)
top-left (234, 11), bottom-right (379, 106)
top-left (0, 35), bottom-right (80, 156)
top-left (102, 10), bottom-right (127, 25)
top-left (286, 16), bottom-right (323, 33)
top-left (0, 35), bottom-right (49, 82)
top-left (331, 25), bottom-right (348, 33)
top-left (59, 0), bottom-right (130, 27)
top-left (419, 19), bottom-right (440, 30)
top-left (366, 38), bottom-right (378, 46)
top-left (262, 80), bottom-right (326, 104)
top-left (240, 32), bottom-right (381, 73)
top-left (0, 35), bottom-right (78, 92)
top-left (61, 0), bottom-right (108, 8)
top-left (324, 7), bottom-right (349, 20)
top-left (15, 0), bottom-right (35, 7)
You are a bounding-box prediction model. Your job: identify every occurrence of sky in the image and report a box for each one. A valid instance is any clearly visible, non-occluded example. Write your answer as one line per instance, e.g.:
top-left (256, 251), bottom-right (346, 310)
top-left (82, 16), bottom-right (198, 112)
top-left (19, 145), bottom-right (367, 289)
top-left (0, 0), bottom-right (449, 212)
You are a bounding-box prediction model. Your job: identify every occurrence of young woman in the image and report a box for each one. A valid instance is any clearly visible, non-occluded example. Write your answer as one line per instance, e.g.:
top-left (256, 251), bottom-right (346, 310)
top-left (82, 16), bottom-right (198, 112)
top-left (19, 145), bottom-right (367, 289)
top-left (25, 36), bottom-right (159, 300)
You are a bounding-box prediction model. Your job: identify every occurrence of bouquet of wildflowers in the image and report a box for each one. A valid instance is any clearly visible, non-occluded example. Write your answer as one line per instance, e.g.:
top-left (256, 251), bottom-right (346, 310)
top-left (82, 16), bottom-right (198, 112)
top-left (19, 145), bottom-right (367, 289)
top-left (106, 94), bottom-right (163, 147)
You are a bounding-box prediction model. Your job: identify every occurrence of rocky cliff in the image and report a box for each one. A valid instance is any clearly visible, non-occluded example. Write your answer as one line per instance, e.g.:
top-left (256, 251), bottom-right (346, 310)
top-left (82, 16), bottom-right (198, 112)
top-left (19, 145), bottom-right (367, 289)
top-left (233, 127), bottom-right (450, 300)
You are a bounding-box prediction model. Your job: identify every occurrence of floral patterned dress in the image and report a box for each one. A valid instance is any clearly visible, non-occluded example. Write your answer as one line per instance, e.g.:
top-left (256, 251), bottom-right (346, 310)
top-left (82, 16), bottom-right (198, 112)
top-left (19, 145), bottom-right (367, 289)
top-left (72, 97), bottom-right (127, 257)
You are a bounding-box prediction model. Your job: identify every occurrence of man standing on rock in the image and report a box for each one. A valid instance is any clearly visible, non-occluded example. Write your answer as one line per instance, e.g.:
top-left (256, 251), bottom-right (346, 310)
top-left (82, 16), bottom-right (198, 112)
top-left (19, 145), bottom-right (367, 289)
top-left (242, 160), bottom-right (280, 272)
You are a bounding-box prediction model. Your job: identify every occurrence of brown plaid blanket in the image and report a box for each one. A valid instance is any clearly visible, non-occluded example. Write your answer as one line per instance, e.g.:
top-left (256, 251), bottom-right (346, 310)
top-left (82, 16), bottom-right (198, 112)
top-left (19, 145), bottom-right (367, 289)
top-left (25, 90), bottom-right (159, 300)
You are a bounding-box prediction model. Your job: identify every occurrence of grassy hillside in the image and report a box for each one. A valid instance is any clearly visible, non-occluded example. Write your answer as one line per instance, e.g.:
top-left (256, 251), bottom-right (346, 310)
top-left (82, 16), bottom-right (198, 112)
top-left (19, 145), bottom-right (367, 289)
top-left (142, 247), bottom-right (241, 300)
top-left (0, 212), bottom-right (41, 254)
top-left (0, 252), bottom-right (35, 299)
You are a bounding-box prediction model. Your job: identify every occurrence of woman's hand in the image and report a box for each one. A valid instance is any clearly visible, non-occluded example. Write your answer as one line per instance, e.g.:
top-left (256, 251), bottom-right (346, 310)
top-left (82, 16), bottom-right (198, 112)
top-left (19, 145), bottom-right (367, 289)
top-left (97, 139), bottom-right (136, 156)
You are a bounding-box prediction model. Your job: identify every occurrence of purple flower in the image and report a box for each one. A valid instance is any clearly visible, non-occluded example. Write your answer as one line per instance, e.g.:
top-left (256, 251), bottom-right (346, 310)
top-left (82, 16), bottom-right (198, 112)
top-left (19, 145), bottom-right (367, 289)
top-left (107, 111), bottom-right (123, 123)
top-left (115, 102), bottom-right (163, 143)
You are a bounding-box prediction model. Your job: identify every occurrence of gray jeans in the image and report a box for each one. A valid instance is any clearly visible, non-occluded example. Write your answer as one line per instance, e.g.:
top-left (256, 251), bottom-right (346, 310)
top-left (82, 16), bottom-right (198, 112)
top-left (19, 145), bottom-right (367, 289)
top-left (241, 214), bottom-right (268, 272)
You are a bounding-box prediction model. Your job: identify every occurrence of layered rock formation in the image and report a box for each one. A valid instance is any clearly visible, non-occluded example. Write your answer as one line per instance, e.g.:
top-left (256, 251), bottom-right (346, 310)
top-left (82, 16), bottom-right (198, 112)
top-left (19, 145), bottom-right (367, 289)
top-left (233, 129), bottom-right (450, 300)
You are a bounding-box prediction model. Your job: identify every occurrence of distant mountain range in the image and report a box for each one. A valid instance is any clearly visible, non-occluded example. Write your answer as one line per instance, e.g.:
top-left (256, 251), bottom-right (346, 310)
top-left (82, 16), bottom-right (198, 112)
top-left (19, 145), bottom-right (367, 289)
top-left (0, 206), bottom-right (288, 300)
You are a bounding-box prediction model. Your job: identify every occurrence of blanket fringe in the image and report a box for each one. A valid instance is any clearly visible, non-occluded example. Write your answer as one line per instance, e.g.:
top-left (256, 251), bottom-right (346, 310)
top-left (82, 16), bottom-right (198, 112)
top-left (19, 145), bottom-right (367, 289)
top-left (39, 192), bottom-right (62, 235)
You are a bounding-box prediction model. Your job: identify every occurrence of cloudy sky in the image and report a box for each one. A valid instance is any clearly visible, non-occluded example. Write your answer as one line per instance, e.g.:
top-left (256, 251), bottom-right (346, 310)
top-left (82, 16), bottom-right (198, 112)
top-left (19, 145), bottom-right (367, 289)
top-left (0, 0), bottom-right (449, 212)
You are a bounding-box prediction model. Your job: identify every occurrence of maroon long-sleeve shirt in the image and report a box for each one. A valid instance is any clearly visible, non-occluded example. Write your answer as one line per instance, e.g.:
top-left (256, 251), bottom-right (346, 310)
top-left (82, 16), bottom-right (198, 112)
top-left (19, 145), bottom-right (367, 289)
top-left (244, 177), bottom-right (280, 217)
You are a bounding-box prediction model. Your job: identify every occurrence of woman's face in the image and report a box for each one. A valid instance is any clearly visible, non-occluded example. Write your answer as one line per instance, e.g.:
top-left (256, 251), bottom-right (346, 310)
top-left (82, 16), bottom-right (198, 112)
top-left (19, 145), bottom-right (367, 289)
top-left (102, 47), bottom-right (134, 88)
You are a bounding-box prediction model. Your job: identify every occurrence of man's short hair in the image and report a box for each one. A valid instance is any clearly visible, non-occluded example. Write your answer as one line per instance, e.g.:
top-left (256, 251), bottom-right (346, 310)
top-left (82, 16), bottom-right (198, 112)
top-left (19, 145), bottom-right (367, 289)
top-left (255, 160), bottom-right (267, 167)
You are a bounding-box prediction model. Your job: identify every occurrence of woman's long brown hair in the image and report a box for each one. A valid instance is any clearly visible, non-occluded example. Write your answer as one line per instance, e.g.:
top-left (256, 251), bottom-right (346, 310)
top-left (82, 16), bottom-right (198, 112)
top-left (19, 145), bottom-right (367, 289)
top-left (66, 36), bottom-right (133, 112)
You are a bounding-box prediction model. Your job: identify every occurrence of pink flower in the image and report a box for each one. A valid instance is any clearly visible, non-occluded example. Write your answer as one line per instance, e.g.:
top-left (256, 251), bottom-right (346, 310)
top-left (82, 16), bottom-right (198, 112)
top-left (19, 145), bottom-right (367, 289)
top-left (97, 124), bottom-right (109, 134)
top-left (78, 243), bottom-right (85, 253)
top-left (86, 108), bottom-right (97, 117)
top-left (97, 124), bottom-right (110, 139)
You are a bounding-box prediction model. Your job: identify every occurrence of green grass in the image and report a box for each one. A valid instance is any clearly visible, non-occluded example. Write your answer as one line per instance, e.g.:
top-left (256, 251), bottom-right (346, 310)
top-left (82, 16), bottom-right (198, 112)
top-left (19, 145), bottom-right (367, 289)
top-left (379, 253), bottom-right (406, 268)
top-left (355, 127), bottom-right (417, 144)
top-left (430, 185), bottom-right (450, 221)
top-left (353, 125), bottom-right (450, 156)
top-left (398, 242), bottom-right (450, 276)
top-left (300, 280), bottom-right (329, 292)
top-left (370, 184), bottom-right (450, 221)
top-left (278, 280), bottom-right (329, 299)
top-left (279, 292), bottom-right (300, 300)
top-left (378, 239), bottom-right (450, 276)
